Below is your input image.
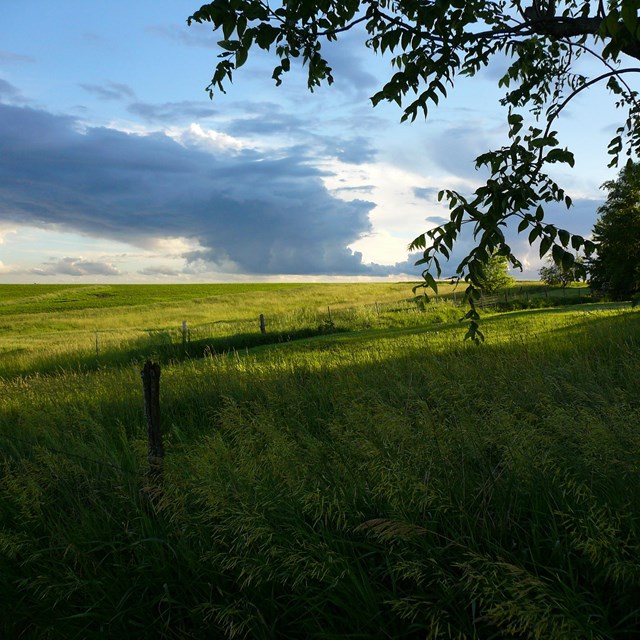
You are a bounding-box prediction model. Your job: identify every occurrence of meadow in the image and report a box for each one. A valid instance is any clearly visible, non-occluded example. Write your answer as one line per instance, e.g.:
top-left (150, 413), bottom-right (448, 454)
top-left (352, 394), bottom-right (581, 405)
top-left (0, 283), bottom-right (638, 638)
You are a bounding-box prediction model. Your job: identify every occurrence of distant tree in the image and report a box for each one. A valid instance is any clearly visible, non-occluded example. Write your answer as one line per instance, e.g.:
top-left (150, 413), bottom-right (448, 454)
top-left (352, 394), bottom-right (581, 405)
top-left (476, 254), bottom-right (514, 294)
top-left (189, 1), bottom-right (640, 340)
top-left (589, 162), bottom-right (640, 298)
top-left (539, 256), bottom-right (585, 287)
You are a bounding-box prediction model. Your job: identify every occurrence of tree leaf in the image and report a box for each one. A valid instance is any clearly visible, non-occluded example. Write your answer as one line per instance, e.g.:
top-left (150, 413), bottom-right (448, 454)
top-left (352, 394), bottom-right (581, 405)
top-left (539, 235), bottom-right (553, 259)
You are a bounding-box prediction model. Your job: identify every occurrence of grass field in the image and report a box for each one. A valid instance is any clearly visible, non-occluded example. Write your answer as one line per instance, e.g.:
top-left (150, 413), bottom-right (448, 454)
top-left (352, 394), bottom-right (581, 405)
top-left (0, 283), bottom-right (638, 638)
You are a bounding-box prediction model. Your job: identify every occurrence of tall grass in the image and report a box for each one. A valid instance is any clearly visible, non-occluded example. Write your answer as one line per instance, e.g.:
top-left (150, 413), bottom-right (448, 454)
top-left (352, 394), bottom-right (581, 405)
top-left (0, 299), bottom-right (638, 638)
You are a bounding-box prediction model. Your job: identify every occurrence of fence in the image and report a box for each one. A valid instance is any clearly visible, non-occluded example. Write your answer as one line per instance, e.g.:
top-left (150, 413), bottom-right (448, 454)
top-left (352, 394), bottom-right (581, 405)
top-left (84, 286), bottom-right (592, 355)
top-left (1, 285), bottom-right (593, 378)
top-left (475, 284), bottom-right (590, 309)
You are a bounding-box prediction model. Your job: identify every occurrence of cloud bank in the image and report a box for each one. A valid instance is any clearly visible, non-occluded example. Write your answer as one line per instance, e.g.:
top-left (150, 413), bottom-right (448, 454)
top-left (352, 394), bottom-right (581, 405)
top-left (0, 102), bottom-right (388, 276)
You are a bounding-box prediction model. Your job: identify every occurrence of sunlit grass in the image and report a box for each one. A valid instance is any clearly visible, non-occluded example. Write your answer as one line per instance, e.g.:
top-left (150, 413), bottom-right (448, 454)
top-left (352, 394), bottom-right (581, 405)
top-left (0, 282), bottom-right (465, 377)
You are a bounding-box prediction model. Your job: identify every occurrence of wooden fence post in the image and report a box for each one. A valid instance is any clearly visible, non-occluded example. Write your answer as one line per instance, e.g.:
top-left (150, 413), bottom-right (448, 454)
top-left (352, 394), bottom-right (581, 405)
top-left (327, 305), bottom-right (332, 324)
top-left (375, 301), bottom-right (380, 318)
top-left (95, 332), bottom-right (99, 357)
top-left (141, 361), bottom-right (163, 486)
top-left (259, 314), bottom-right (266, 335)
top-left (182, 320), bottom-right (188, 353)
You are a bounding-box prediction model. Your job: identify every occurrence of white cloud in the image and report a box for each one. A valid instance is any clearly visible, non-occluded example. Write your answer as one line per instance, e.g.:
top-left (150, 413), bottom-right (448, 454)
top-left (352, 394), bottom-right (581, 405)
top-left (0, 225), bottom-right (17, 244)
top-left (29, 256), bottom-right (123, 277)
top-left (167, 123), bottom-right (248, 153)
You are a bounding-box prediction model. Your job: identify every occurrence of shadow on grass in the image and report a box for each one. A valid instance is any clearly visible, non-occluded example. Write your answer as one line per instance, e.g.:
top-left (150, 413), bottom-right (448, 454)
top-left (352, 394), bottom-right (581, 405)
top-left (1, 325), bottom-right (351, 379)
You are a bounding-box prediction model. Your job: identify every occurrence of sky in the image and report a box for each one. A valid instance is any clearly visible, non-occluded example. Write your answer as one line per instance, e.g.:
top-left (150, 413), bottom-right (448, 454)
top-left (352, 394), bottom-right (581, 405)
top-left (0, 1), bottom-right (626, 283)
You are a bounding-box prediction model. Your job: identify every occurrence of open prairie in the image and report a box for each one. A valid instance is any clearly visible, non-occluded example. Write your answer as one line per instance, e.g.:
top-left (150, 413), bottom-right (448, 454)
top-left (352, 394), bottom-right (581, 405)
top-left (0, 283), bottom-right (638, 638)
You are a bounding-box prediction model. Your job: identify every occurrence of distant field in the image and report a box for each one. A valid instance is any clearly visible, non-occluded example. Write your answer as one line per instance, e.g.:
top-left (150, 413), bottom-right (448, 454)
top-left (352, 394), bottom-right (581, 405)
top-left (1, 282), bottom-right (636, 638)
top-left (0, 281), bottom-right (459, 376)
top-left (0, 282), bottom-right (311, 315)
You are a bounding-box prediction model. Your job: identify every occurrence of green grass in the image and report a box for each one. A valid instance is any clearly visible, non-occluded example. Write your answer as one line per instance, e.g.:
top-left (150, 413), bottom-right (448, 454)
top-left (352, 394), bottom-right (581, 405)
top-left (0, 282), bottom-right (463, 377)
top-left (0, 283), bottom-right (638, 638)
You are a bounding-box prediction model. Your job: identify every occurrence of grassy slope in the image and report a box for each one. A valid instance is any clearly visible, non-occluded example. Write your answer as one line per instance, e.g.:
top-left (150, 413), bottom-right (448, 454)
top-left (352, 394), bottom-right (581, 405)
top-left (0, 287), bottom-right (638, 638)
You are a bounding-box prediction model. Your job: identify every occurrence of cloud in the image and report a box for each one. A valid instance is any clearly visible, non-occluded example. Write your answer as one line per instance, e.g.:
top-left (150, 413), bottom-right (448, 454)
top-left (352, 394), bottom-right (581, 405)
top-left (80, 82), bottom-right (136, 102)
top-left (0, 78), bottom-right (26, 104)
top-left (0, 225), bottom-right (17, 244)
top-left (332, 136), bottom-right (377, 164)
top-left (147, 23), bottom-right (214, 49)
top-left (226, 106), bottom-right (378, 164)
top-left (413, 187), bottom-right (439, 200)
top-left (225, 105), bottom-right (308, 138)
top-left (333, 184), bottom-right (375, 194)
top-left (0, 103), bottom-right (384, 276)
top-left (322, 30), bottom-right (380, 96)
top-left (138, 265), bottom-right (181, 277)
top-left (0, 50), bottom-right (35, 64)
top-left (428, 124), bottom-right (494, 179)
top-left (128, 100), bottom-right (218, 123)
top-left (29, 257), bottom-right (123, 277)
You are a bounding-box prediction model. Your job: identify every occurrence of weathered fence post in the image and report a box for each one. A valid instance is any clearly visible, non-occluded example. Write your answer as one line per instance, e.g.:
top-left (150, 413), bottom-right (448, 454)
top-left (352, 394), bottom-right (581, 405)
top-left (375, 301), bottom-right (380, 318)
top-left (259, 314), bottom-right (266, 335)
top-left (182, 320), bottom-right (188, 353)
top-left (95, 332), bottom-right (99, 357)
top-left (327, 305), bottom-right (332, 324)
top-left (141, 361), bottom-right (163, 487)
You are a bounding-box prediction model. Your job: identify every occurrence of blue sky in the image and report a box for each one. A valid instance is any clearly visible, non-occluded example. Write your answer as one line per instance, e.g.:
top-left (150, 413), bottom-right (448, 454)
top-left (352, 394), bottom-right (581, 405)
top-left (0, 1), bottom-right (623, 283)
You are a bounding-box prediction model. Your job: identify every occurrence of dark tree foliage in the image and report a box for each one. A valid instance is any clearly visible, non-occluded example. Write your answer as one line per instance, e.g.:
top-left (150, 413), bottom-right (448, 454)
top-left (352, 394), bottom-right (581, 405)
top-left (589, 161), bottom-right (640, 297)
top-left (539, 256), bottom-right (585, 286)
top-left (188, 0), bottom-right (640, 340)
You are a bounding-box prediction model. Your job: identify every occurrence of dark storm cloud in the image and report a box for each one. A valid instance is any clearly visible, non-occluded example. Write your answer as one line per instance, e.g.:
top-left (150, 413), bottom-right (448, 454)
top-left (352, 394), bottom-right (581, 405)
top-left (80, 82), bottom-right (136, 102)
top-left (0, 103), bottom-right (384, 276)
top-left (30, 257), bottom-right (122, 277)
top-left (128, 100), bottom-right (218, 123)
